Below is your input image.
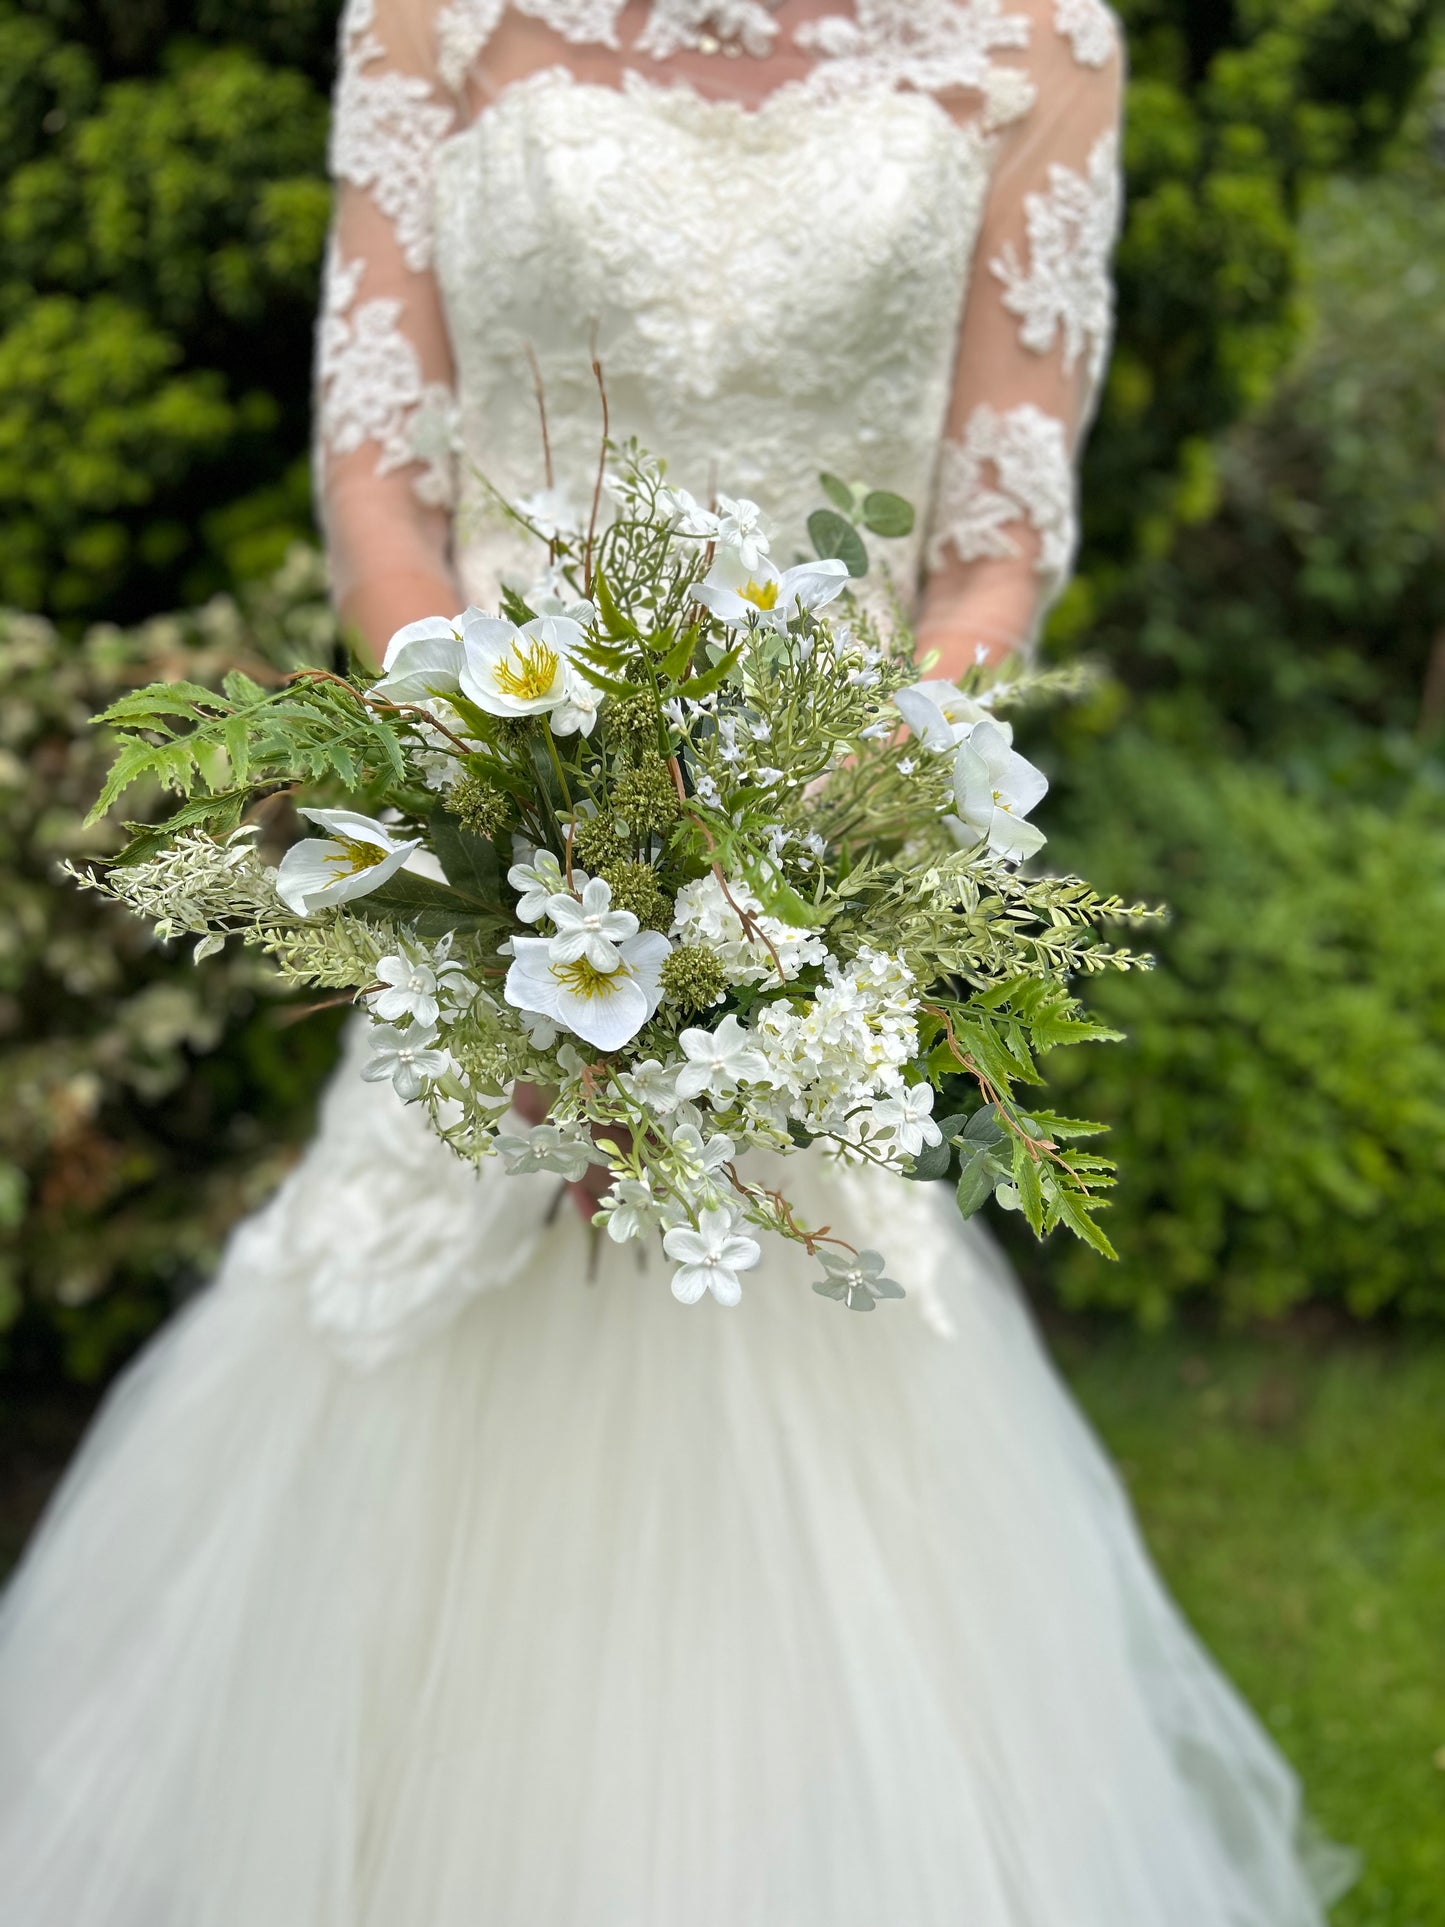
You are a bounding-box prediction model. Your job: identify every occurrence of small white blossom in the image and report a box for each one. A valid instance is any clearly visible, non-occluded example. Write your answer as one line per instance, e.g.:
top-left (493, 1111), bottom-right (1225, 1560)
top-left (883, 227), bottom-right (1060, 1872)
top-left (812, 1249), bottom-right (905, 1312)
top-left (951, 718), bottom-right (1048, 862)
top-left (599, 1173), bottom-right (666, 1244)
top-left (361, 1023), bottom-right (451, 1101)
top-left (869, 1083), bottom-right (943, 1159)
top-left (545, 877), bottom-right (639, 971)
top-left (618, 1059), bottom-right (682, 1113)
top-left (495, 1121), bottom-right (600, 1181)
top-left (674, 1014), bottom-right (773, 1103)
top-left (369, 952), bottom-right (445, 1026)
top-left (508, 849), bottom-right (587, 924)
top-left (515, 485), bottom-right (583, 542)
top-left (712, 494), bottom-right (770, 571)
top-left (663, 1206), bottom-right (762, 1307)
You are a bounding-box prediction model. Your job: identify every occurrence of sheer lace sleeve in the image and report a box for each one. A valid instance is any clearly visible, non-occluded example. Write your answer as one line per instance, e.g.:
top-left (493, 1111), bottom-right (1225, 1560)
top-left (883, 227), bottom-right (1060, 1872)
top-left (919, 0), bottom-right (1124, 668)
top-left (317, 0), bottom-right (460, 647)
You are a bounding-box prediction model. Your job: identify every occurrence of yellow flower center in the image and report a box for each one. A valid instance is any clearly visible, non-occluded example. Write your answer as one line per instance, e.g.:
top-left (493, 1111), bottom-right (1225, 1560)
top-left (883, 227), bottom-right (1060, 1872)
top-left (493, 639), bottom-right (559, 702)
top-left (553, 956), bottom-right (627, 1002)
top-left (738, 578), bottom-right (780, 611)
top-left (325, 837), bottom-right (388, 876)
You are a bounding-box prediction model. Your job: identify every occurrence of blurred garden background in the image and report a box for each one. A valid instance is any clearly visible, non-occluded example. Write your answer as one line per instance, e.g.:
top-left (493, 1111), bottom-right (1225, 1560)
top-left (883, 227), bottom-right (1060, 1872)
top-left (0, 0), bottom-right (1442, 1913)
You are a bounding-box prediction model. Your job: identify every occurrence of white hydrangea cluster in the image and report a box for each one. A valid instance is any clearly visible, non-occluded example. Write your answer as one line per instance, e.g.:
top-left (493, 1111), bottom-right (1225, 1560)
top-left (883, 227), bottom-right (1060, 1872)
top-left (750, 948), bottom-right (923, 1146)
top-left (670, 874), bottom-right (828, 987)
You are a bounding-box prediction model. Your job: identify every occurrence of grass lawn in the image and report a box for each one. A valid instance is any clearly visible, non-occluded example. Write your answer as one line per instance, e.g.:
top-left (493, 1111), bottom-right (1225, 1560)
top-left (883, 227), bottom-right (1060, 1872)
top-left (1053, 1323), bottom-right (1445, 1927)
top-left (3, 1326), bottom-right (1442, 1919)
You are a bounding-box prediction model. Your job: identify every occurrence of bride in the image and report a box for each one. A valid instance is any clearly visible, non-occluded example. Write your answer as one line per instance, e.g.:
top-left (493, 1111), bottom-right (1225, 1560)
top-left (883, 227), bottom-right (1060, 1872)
top-left (0, 5), bottom-right (1349, 1922)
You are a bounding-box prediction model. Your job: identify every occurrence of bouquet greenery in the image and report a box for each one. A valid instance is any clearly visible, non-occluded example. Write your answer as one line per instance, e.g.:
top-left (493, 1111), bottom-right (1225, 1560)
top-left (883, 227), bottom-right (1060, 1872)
top-left (76, 442), bottom-right (1155, 1311)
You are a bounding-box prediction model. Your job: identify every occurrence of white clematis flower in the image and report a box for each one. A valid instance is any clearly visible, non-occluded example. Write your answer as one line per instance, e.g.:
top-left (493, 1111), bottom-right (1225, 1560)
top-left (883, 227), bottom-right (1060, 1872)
top-left (663, 1206), bottom-right (762, 1307)
top-left (275, 809), bottom-right (420, 917)
top-left (693, 549), bottom-right (850, 630)
top-left (674, 1014), bottom-right (773, 1103)
top-left (360, 1023), bottom-right (451, 1101)
top-left (894, 679), bottom-right (1007, 751)
top-left (545, 877), bottom-right (640, 972)
top-left (870, 1083), bottom-right (943, 1158)
top-left (459, 614), bottom-right (586, 720)
top-left (951, 718), bottom-right (1048, 862)
top-left (504, 929), bottom-right (671, 1052)
top-left (713, 495), bottom-right (770, 571)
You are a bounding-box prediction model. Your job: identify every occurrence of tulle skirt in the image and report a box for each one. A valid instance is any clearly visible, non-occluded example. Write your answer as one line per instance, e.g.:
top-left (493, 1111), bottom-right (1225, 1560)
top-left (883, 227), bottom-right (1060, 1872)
top-left (0, 1036), bottom-right (1349, 1924)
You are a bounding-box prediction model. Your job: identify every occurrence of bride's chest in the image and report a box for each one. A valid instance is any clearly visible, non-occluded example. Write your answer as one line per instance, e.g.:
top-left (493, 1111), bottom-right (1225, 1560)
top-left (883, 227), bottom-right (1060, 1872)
top-left (433, 78), bottom-right (992, 355)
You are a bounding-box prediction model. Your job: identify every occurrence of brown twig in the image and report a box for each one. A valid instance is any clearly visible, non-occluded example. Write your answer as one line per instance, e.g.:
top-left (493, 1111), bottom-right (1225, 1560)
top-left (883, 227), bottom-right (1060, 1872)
top-left (525, 343), bottom-right (554, 492)
top-left (585, 335), bottom-right (610, 594)
top-left (664, 755), bottom-right (788, 984)
top-left (287, 667), bottom-right (475, 757)
top-left (724, 1164), bottom-right (858, 1259)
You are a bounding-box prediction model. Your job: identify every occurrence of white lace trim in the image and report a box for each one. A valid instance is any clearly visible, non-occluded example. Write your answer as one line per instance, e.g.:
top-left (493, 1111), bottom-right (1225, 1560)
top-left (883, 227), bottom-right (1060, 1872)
top-left (317, 246), bottom-right (457, 504)
top-left (990, 127), bottom-right (1119, 390)
top-left (927, 402), bottom-right (1076, 585)
top-left (637, 0), bottom-right (783, 60)
top-left (333, 4), bottom-right (457, 273)
top-left (1053, 0), bottom-right (1117, 69)
top-left (795, 1), bottom-right (1033, 103)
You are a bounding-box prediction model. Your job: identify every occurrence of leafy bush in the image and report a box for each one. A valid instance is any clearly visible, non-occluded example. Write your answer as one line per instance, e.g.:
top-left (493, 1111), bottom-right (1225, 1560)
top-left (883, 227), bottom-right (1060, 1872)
top-left (0, 551), bottom-right (341, 1383)
top-left (1031, 728), bottom-right (1445, 1326)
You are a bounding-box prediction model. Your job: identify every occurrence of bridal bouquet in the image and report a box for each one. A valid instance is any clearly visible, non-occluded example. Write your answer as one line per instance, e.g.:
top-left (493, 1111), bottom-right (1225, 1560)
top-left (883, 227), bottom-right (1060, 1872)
top-left (79, 444), bottom-right (1155, 1310)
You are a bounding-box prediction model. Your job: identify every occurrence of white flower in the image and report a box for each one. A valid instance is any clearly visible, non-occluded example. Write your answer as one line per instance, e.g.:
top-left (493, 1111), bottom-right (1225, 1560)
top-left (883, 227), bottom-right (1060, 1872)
top-left (360, 1023), bottom-right (451, 1101)
top-left (516, 485), bottom-right (583, 542)
top-left (812, 1248), bottom-right (905, 1312)
top-left (275, 809), bottom-right (421, 917)
top-left (674, 1013), bottom-right (772, 1103)
top-left (516, 1006), bottom-right (560, 1050)
top-left (870, 1083), bottom-right (943, 1158)
top-left (663, 1206), bottom-right (762, 1307)
top-left (504, 930), bottom-right (670, 1052)
top-left (668, 1122), bottom-right (736, 1188)
top-left (656, 483), bottom-right (720, 538)
top-left (951, 718), bottom-right (1048, 862)
top-left (459, 614), bottom-right (585, 719)
top-left (545, 877), bottom-right (639, 971)
top-left (713, 494), bottom-right (770, 571)
top-left (370, 609), bottom-right (480, 702)
top-left (495, 1121), bottom-right (599, 1181)
top-left (549, 666), bottom-right (604, 738)
top-left (600, 1173), bottom-right (665, 1244)
top-left (369, 952), bottom-right (445, 1026)
top-left (671, 874), bottom-right (827, 987)
top-left (693, 549), bottom-right (849, 630)
top-left (507, 849), bottom-right (583, 924)
top-left (618, 1058), bottom-right (681, 1113)
top-left (894, 678), bottom-right (1006, 751)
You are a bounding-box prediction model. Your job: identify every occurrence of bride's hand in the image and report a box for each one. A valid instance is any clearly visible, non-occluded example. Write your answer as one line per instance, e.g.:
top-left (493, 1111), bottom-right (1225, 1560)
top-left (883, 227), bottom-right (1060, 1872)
top-left (511, 1082), bottom-right (627, 1225)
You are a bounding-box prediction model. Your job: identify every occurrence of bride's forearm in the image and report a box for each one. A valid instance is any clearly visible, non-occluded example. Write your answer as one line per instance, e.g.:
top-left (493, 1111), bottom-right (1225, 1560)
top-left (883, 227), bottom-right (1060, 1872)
top-left (338, 568), bottom-right (462, 672)
top-left (915, 558), bottom-right (1041, 681)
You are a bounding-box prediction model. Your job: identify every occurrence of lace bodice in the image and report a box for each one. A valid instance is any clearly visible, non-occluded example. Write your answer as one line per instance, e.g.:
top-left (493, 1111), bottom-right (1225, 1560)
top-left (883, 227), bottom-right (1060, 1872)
top-left (317, 0), bottom-right (1123, 653)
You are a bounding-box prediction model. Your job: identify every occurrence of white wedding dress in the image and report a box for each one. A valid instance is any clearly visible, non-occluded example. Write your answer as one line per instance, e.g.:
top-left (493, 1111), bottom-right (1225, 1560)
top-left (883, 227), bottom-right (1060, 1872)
top-left (0, 6), bottom-right (1351, 1922)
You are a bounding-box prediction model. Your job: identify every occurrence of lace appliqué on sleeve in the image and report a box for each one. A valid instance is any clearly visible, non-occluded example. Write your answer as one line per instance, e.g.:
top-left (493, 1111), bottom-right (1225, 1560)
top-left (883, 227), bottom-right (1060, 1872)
top-left (990, 128), bottom-right (1120, 390)
top-left (318, 248), bottom-right (458, 507)
top-left (1053, 0), bottom-right (1117, 68)
top-left (333, 9), bottom-right (456, 273)
top-left (796, 0), bottom-right (1034, 111)
top-left (927, 403), bottom-right (1076, 586)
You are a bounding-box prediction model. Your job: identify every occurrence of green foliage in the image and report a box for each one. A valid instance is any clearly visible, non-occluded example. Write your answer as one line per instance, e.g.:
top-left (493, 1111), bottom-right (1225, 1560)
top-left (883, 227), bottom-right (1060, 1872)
top-left (0, 549), bottom-right (341, 1385)
top-left (0, 1), bottom-right (336, 623)
top-left (1032, 730), bottom-right (1445, 1326)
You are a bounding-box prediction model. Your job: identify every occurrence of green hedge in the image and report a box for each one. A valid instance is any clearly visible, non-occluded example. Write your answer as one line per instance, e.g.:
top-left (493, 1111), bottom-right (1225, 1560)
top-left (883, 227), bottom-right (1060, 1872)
top-left (0, 554), bottom-right (342, 1381)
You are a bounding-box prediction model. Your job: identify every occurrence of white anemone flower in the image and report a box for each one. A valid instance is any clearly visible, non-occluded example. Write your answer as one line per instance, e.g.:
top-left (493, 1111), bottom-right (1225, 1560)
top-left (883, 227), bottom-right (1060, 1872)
top-left (371, 612), bottom-right (469, 702)
top-left (504, 930), bottom-right (670, 1052)
top-left (459, 614), bottom-right (585, 719)
top-left (674, 1014), bottom-right (772, 1103)
top-left (951, 719), bottom-right (1048, 862)
top-left (894, 679), bottom-right (1008, 751)
top-left (545, 877), bottom-right (639, 971)
top-left (663, 1206), bottom-right (762, 1307)
top-left (360, 1023), bottom-right (451, 1101)
top-left (693, 549), bottom-right (850, 630)
top-left (713, 495), bottom-right (770, 572)
top-left (870, 1083), bottom-right (943, 1158)
top-left (275, 809), bottom-right (420, 917)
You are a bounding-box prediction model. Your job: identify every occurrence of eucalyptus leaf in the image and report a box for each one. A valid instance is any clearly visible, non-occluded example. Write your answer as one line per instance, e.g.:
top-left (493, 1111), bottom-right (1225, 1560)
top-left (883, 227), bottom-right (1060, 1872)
top-left (955, 1145), bottom-right (994, 1218)
top-left (807, 509), bottom-right (869, 579)
top-left (818, 471), bottom-right (856, 514)
top-left (860, 490), bottom-right (916, 539)
top-left (906, 1138), bottom-right (954, 1183)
